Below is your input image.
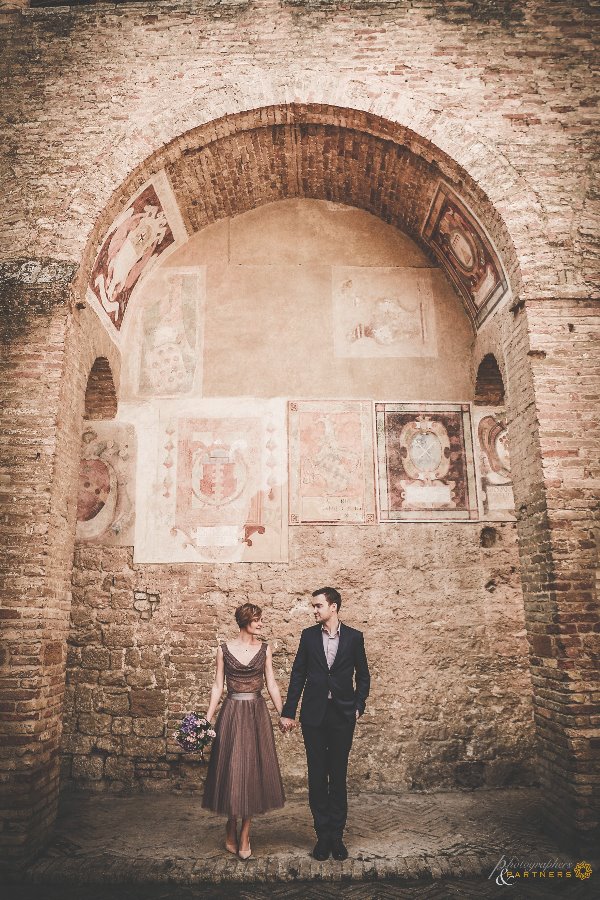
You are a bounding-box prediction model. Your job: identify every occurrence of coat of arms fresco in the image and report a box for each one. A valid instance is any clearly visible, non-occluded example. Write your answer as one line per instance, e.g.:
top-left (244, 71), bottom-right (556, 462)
top-left (87, 171), bottom-right (188, 339)
top-left (332, 267), bottom-right (437, 358)
top-left (288, 400), bottom-right (376, 524)
top-left (120, 267), bottom-right (205, 399)
top-left (473, 407), bottom-right (515, 520)
top-left (76, 422), bottom-right (136, 545)
top-left (133, 399), bottom-right (287, 563)
top-left (375, 402), bottom-right (478, 521)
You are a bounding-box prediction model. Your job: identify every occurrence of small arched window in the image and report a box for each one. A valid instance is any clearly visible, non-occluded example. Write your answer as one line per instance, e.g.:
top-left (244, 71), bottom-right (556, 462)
top-left (475, 353), bottom-right (505, 406)
top-left (84, 357), bottom-right (117, 420)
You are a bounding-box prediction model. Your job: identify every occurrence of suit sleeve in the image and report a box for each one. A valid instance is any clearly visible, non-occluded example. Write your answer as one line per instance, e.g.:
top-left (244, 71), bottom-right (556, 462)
top-left (281, 630), bottom-right (309, 719)
top-left (354, 632), bottom-right (371, 716)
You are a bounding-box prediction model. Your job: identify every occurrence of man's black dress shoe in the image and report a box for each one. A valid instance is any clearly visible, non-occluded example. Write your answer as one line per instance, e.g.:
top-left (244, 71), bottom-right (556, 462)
top-left (331, 838), bottom-right (348, 861)
top-left (312, 837), bottom-right (331, 860)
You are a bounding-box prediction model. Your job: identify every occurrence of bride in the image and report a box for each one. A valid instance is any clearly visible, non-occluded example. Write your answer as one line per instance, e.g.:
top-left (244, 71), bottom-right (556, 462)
top-left (202, 603), bottom-right (288, 859)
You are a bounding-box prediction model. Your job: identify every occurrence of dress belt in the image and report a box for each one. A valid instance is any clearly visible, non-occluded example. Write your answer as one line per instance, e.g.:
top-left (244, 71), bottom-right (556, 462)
top-left (227, 691), bottom-right (261, 700)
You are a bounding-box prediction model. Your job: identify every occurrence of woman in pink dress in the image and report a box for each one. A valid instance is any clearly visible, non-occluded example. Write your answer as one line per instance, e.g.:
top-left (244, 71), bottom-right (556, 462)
top-left (202, 603), bottom-right (286, 859)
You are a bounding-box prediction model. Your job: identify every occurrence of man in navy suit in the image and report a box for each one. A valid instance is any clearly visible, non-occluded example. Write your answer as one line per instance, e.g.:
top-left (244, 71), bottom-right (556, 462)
top-left (280, 587), bottom-right (371, 861)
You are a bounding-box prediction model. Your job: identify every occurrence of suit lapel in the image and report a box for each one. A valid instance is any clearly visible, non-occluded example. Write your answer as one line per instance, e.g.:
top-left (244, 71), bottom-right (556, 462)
top-left (329, 622), bottom-right (349, 672)
top-left (313, 625), bottom-right (329, 669)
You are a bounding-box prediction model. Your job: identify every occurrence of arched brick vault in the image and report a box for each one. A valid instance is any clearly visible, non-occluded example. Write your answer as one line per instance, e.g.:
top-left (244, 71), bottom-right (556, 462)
top-left (71, 77), bottom-right (551, 305)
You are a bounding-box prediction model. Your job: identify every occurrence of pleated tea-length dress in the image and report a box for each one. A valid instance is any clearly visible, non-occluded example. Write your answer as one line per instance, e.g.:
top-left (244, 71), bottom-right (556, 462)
top-left (202, 642), bottom-right (285, 818)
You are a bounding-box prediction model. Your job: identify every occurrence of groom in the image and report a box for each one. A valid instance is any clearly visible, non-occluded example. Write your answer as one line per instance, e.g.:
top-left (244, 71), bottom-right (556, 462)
top-left (280, 587), bottom-right (370, 861)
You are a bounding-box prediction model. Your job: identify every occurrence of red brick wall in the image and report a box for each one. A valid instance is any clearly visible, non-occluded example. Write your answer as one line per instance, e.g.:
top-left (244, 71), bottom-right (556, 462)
top-left (0, 0), bottom-right (597, 862)
top-left (0, 265), bottom-right (120, 869)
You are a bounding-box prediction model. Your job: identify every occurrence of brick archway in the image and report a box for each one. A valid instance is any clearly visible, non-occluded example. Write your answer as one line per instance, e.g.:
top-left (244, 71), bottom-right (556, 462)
top-left (73, 98), bottom-right (597, 853)
top-left (1, 86), bottom-right (597, 872)
top-left (71, 75), bottom-right (550, 305)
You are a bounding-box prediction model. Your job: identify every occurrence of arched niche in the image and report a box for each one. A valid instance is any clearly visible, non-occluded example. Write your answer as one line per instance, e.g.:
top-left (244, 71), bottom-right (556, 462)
top-left (84, 357), bottom-right (118, 420)
top-left (474, 353), bottom-right (505, 406)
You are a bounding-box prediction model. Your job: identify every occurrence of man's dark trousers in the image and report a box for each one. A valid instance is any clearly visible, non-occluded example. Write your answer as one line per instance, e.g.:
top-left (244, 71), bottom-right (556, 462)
top-left (302, 699), bottom-right (356, 840)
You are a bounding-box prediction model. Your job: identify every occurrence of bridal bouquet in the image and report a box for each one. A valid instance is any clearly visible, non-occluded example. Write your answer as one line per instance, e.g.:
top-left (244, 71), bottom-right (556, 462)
top-left (174, 712), bottom-right (216, 758)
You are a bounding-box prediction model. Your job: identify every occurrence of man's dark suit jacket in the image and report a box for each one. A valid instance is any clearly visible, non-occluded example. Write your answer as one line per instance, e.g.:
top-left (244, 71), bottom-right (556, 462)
top-left (281, 622), bottom-right (370, 726)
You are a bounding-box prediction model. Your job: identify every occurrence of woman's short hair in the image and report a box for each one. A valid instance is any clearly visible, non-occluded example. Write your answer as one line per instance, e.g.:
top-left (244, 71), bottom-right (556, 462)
top-left (235, 602), bottom-right (262, 629)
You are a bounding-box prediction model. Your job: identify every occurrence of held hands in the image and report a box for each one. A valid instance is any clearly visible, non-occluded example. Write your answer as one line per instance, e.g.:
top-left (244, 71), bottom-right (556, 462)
top-left (279, 712), bottom-right (360, 731)
top-left (279, 716), bottom-right (297, 734)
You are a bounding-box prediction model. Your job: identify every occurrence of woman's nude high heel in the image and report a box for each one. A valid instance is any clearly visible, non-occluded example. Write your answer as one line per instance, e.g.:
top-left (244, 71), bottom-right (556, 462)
top-left (238, 844), bottom-right (252, 860)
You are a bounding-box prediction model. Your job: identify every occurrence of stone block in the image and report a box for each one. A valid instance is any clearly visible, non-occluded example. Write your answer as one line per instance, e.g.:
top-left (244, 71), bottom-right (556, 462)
top-left (72, 754), bottom-right (104, 780)
top-left (104, 756), bottom-right (135, 781)
top-left (81, 647), bottom-right (110, 670)
top-left (111, 717), bottom-right (133, 735)
top-left (130, 690), bottom-right (166, 717)
top-left (95, 689), bottom-right (130, 716)
top-left (78, 713), bottom-right (112, 736)
top-left (102, 626), bottom-right (135, 649)
top-left (122, 736), bottom-right (165, 759)
top-left (132, 717), bottom-right (165, 738)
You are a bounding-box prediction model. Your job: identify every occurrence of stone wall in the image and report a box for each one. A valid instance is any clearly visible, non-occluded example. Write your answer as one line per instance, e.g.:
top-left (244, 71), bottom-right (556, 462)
top-left (64, 522), bottom-right (535, 794)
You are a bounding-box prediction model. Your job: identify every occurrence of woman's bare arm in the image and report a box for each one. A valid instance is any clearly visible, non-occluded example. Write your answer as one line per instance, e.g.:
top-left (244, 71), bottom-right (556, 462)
top-left (205, 645), bottom-right (225, 724)
top-left (264, 644), bottom-right (283, 716)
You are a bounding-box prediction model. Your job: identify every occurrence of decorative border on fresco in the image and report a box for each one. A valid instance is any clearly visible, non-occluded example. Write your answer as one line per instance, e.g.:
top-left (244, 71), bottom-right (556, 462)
top-left (375, 401), bottom-right (479, 522)
top-left (422, 182), bottom-right (510, 329)
top-left (288, 400), bottom-right (377, 525)
top-left (86, 170), bottom-right (188, 346)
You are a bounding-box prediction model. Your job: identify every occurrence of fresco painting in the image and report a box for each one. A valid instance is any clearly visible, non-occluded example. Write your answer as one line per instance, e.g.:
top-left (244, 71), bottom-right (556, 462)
top-left (332, 267), bottom-right (437, 358)
top-left (76, 422), bottom-right (136, 545)
top-left (87, 171), bottom-right (188, 336)
top-left (121, 267), bottom-right (205, 397)
top-left (375, 402), bottom-right (478, 521)
top-left (474, 407), bottom-right (515, 520)
top-left (134, 399), bottom-right (287, 563)
top-left (288, 400), bottom-right (376, 524)
top-left (422, 183), bottom-right (509, 327)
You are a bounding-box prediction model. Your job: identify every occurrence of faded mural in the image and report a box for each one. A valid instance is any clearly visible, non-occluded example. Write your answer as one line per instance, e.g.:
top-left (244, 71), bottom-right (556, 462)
top-left (87, 171), bottom-right (188, 338)
top-left (474, 407), bottom-right (515, 520)
top-left (332, 267), bottom-right (437, 358)
top-left (375, 402), bottom-right (478, 521)
top-left (288, 400), bottom-right (376, 524)
top-left (422, 183), bottom-right (509, 327)
top-left (76, 422), bottom-right (136, 545)
top-left (121, 267), bottom-right (205, 398)
top-left (133, 399), bottom-right (288, 563)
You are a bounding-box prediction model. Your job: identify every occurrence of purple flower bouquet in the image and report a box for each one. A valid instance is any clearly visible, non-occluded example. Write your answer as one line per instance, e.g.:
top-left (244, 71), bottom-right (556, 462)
top-left (174, 712), bottom-right (216, 759)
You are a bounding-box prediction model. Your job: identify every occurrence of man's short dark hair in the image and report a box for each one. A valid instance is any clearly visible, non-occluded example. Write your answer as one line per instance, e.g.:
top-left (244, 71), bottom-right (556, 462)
top-left (312, 587), bottom-right (342, 611)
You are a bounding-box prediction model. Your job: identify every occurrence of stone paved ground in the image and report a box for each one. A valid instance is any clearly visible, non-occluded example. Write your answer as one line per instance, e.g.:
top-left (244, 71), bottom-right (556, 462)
top-left (7, 788), bottom-right (598, 900)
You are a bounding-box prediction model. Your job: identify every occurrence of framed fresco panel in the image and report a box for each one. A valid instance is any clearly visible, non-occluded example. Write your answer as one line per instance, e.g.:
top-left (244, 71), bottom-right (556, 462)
top-left (134, 399), bottom-right (287, 563)
top-left (87, 170), bottom-right (188, 342)
top-left (375, 402), bottom-right (478, 521)
top-left (76, 421), bottom-right (136, 545)
top-left (422, 183), bottom-right (510, 328)
top-left (288, 400), bottom-right (376, 524)
top-left (473, 407), bottom-right (515, 520)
